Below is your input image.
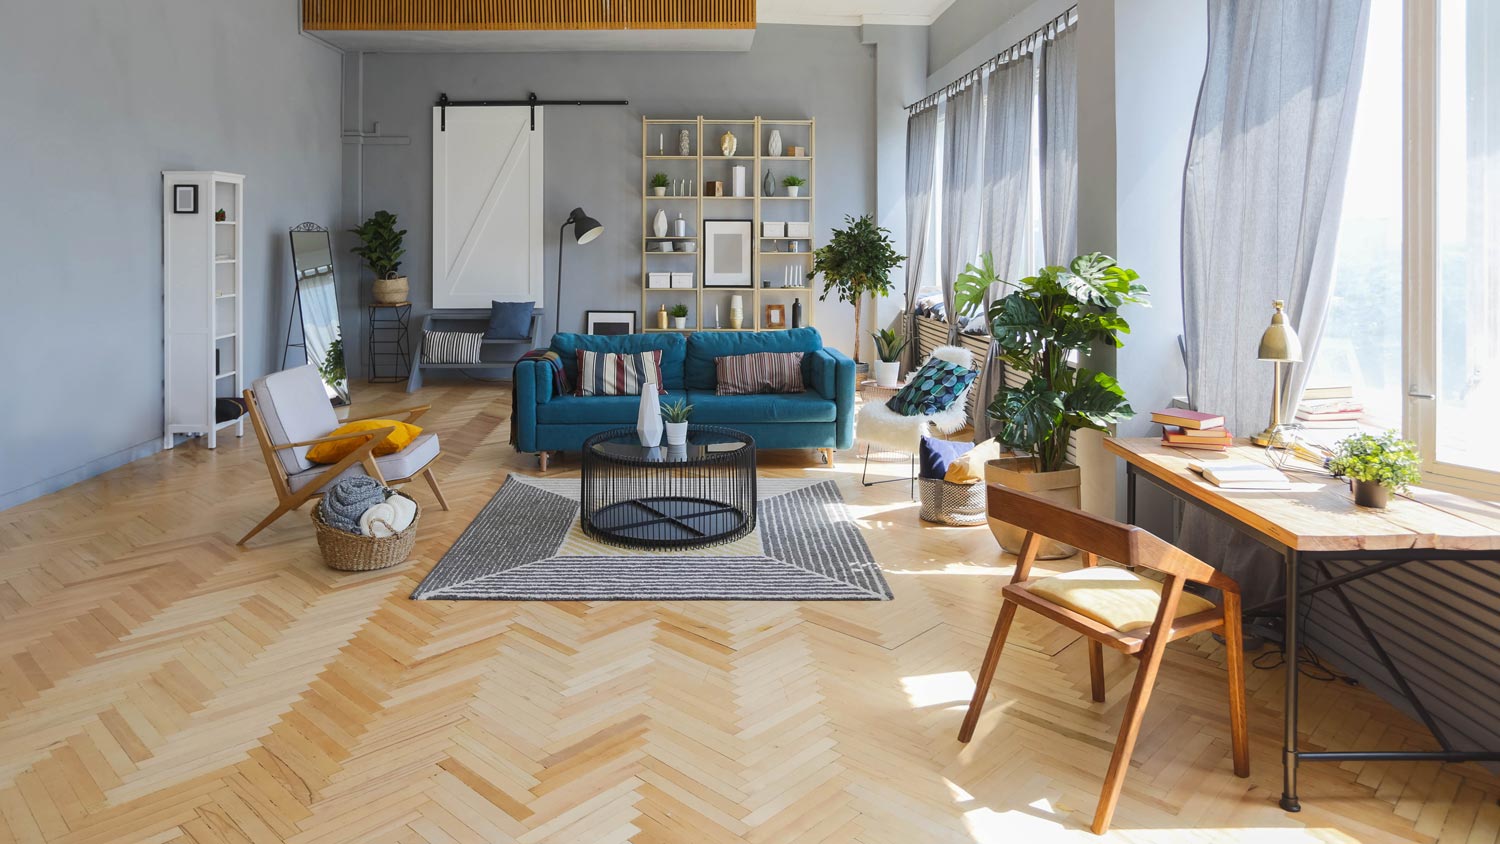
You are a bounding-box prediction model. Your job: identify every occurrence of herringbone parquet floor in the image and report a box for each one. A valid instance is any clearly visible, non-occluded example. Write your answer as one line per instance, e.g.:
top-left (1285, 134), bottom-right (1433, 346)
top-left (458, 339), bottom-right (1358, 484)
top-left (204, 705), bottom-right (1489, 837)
top-left (3, 381), bottom-right (1499, 843)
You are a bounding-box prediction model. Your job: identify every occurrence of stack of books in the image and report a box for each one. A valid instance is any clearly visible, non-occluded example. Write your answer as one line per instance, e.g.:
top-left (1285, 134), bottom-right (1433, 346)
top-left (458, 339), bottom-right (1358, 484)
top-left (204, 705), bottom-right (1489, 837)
top-left (1186, 460), bottom-right (1292, 490)
top-left (1295, 388), bottom-right (1363, 429)
top-left (1150, 409), bottom-right (1232, 451)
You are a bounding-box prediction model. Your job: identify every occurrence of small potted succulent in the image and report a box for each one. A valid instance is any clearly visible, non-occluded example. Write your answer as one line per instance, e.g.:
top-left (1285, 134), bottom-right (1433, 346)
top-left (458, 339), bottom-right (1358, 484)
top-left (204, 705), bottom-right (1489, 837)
top-left (783, 175), bottom-right (806, 198)
top-left (650, 173), bottom-right (671, 196)
top-left (870, 328), bottom-right (908, 388)
top-left (350, 210), bottom-right (408, 304)
top-left (661, 398), bottom-right (693, 446)
top-left (1327, 430), bottom-right (1421, 509)
top-left (668, 303), bottom-right (689, 330)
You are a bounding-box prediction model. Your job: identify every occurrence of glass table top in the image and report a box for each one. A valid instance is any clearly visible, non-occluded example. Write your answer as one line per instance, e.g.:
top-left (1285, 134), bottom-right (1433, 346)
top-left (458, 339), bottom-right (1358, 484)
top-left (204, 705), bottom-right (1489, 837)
top-left (588, 426), bottom-right (751, 464)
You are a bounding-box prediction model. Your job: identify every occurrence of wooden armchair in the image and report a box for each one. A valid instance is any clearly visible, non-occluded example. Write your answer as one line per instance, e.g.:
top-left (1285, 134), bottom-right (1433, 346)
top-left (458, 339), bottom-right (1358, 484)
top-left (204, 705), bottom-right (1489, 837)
top-left (238, 365), bottom-right (449, 546)
top-left (959, 484), bottom-right (1248, 834)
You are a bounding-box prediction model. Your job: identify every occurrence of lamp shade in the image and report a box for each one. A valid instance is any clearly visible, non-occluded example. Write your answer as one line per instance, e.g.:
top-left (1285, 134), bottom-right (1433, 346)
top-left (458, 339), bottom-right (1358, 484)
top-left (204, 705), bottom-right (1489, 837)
top-left (568, 207), bottom-right (603, 244)
top-left (1257, 299), bottom-right (1303, 362)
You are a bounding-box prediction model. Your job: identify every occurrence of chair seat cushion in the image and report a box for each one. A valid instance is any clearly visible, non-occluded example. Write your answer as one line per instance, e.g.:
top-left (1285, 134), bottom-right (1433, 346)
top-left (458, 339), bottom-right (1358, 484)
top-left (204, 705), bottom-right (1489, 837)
top-left (287, 433), bottom-right (440, 493)
top-left (686, 390), bottom-right (836, 424)
top-left (1025, 566), bottom-right (1217, 632)
top-left (537, 395), bottom-right (644, 425)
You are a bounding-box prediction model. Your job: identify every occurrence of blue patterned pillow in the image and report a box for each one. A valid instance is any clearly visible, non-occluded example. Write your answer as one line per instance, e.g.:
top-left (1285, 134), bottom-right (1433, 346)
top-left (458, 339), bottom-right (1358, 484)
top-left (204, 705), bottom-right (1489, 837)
top-left (886, 359), bottom-right (978, 417)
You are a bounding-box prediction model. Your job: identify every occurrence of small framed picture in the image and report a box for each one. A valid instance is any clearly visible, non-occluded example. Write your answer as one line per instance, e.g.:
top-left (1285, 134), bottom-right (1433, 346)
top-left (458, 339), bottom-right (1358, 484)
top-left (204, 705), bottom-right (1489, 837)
top-left (765, 304), bottom-right (786, 329)
top-left (585, 310), bottom-right (636, 336)
top-left (173, 184), bottom-right (198, 214)
top-left (703, 219), bottom-right (754, 288)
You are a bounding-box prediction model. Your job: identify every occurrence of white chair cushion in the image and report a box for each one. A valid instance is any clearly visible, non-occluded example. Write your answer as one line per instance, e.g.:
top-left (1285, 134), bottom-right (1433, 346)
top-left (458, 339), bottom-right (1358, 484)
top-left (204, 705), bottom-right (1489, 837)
top-left (286, 433), bottom-right (441, 493)
top-left (252, 366), bottom-right (340, 476)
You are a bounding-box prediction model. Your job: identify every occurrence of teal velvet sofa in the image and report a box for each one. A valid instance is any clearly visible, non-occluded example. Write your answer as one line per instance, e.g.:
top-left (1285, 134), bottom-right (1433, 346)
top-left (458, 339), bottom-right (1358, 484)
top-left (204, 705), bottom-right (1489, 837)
top-left (513, 327), bottom-right (855, 464)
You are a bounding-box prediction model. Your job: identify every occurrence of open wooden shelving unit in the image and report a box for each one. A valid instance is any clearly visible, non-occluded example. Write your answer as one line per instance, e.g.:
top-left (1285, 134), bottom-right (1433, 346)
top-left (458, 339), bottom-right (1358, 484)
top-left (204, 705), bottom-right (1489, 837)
top-left (640, 116), bottom-right (816, 334)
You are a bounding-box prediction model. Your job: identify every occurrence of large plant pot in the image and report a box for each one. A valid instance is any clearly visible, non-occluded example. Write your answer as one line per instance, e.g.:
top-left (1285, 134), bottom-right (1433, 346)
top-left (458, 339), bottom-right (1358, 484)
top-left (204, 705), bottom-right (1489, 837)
top-left (372, 275), bottom-right (408, 304)
top-left (985, 456), bottom-right (1081, 560)
top-left (1352, 479), bottom-right (1390, 509)
top-left (872, 360), bottom-right (901, 388)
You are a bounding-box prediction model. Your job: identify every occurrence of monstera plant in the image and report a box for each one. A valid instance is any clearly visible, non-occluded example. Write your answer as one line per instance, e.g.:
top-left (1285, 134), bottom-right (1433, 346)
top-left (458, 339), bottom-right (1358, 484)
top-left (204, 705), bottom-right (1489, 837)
top-left (986, 253), bottom-right (1148, 474)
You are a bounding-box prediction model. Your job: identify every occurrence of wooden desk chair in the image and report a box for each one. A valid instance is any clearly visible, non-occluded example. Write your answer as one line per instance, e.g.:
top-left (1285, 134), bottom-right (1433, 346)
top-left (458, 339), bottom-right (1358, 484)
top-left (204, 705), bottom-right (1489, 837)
top-left (959, 484), bottom-right (1248, 834)
top-left (238, 365), bottom-right (449, 546)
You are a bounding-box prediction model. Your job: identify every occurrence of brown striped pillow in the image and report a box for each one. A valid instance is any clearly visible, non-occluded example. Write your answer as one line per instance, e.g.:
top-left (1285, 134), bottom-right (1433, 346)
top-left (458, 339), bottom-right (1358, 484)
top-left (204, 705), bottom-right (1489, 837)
top-left (714, 352), bottom-right (805, 395)
top-left (576, 349), bottom-right (668, 396)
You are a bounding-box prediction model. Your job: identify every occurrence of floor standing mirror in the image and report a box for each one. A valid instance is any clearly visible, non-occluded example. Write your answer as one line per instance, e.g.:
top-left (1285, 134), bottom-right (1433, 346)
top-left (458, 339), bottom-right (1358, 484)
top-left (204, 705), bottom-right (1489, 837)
top-left (285, 222), bottom-right (350, 406)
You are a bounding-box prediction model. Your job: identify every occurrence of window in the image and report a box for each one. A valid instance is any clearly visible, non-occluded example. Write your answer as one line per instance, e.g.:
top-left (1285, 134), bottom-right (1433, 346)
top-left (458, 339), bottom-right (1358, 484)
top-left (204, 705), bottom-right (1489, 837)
top-left (1313, 0), bottom-right (1500, 495)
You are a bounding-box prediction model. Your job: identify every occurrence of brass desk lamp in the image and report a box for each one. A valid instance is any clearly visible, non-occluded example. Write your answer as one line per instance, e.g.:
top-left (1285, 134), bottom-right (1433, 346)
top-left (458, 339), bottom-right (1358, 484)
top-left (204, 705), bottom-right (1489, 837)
top-left (1252, 299), bottom-right (1304, 447)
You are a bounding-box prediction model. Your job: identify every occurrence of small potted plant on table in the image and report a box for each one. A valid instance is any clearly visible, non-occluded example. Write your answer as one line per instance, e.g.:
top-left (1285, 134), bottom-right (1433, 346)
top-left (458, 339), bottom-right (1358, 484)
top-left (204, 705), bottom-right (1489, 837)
top-left (783, 175), bottom-right (806, 198)
top-left (651, 173), bottom-right (671, 196)
top-left (870, 328), bottom-right (907, 388)
top-left (668, 303), bottom-right (689, 330)
top-left (1327, 430), bottom-right (1421, 509)
top-left (661, 398), bottom-right (693, 446)
top-left (350, 210), bottom-right (408, 304)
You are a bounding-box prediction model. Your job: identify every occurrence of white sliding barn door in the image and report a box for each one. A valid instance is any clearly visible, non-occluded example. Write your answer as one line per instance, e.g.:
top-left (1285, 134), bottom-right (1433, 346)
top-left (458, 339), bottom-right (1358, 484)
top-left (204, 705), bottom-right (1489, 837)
top-left (432, 106), bottom-right (544, 309)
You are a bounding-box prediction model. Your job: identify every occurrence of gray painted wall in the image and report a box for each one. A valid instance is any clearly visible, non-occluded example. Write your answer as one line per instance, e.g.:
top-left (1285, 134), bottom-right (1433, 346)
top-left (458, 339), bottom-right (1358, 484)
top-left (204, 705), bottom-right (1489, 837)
top-left (345, 25), bottom-right (879, 376)
top-left (0, 0), bottom-right (344, 509)
top-left (926, 0), bottom-right (1062, 92)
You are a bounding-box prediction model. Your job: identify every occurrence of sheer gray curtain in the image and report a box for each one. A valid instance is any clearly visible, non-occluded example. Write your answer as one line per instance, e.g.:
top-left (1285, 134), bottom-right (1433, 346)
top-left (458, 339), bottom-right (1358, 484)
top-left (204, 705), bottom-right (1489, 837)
top-left (941, 84), bottom-right (985, 342)
top-left (904, 105), bottom-right (939, 371)
top-left (1180, 0), bottom-right (1371, 606)
top-left (1039, 27), bottom-right (1078, 264)
top-left (972, 57), bottom-right (1035, 437)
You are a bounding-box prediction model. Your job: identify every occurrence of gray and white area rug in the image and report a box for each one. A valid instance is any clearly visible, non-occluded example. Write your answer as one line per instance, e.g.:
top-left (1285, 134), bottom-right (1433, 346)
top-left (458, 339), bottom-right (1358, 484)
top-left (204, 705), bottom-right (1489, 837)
top-left (412, 476), bottom-right (892, 601)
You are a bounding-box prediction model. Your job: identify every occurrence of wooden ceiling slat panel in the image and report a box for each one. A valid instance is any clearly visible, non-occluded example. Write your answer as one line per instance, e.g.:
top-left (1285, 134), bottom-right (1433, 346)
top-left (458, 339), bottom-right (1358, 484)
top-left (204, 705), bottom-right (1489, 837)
top-left (303, 0), bottom-right (755, 31)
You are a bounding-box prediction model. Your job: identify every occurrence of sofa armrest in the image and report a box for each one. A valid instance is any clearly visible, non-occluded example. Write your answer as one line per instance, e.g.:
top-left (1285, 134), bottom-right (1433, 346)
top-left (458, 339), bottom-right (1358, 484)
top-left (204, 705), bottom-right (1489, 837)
top-left (512, 360), bottom-right (552, 453)
top-left (809, 347), bottom-right (857, 450)
top-left (515, 359), bottom-right (555, 404)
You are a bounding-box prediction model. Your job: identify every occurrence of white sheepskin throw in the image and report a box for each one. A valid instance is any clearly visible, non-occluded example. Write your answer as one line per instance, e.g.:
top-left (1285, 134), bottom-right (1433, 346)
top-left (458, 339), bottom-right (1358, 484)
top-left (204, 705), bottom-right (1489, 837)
top-left (856, 345), bottom-right (976, 453)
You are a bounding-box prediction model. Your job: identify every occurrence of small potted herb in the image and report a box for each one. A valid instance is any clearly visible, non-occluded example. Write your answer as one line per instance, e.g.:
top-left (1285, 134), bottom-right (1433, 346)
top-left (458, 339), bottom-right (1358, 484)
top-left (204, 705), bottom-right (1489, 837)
top-left (661, 398), bottom-right (693, 445)
top-left (870, 328), bottom-right (908, 388)
top-left (650, 173), bottom-right (671, 196)
top-left (668, 303), bottom-right (689, 330)
top-left (1327, 430), bottom-right (1421, 509)
top-left (782, 175), bottom-right (806, 197)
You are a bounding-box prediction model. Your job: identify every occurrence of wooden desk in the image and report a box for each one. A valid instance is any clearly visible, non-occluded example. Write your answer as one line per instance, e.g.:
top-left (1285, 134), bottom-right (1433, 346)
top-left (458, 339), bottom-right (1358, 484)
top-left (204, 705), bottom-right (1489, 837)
top-left (1104, 437), bottom-right (1500, 812)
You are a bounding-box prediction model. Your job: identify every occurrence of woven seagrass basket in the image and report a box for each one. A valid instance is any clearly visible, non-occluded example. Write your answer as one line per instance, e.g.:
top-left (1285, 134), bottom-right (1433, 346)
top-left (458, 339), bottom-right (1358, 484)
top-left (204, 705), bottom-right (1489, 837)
top-left (918, 478), bottom-right (987, 526)
top-left (312, 491), bottom-right (420, 571)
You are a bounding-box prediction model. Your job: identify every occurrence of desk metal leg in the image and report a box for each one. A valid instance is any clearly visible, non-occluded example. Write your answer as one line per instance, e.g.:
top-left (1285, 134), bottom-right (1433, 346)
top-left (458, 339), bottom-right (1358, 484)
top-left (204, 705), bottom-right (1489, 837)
top-left (1281, 547), bottom-right (1302, 812)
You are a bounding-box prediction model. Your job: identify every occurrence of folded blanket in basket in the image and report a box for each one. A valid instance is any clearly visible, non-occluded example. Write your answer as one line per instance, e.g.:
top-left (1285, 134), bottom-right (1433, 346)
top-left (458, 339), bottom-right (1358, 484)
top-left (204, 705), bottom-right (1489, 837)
top-left (360, 494), bottom-right (417, 538)
top-left (320, 477), bottom-right (387, 533)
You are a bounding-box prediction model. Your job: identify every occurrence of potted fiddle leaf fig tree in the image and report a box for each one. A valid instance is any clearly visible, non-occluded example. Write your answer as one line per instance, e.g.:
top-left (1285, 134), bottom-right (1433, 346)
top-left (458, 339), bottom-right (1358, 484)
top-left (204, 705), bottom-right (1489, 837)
top-left (1327, 430), bottom-right (1420, 509)
top-left (981, 252), bottom-right (1147, 557)
top-left (810, 214), bottom-right (905, 367)
top-left (350, 210), bottom-right (408, 304)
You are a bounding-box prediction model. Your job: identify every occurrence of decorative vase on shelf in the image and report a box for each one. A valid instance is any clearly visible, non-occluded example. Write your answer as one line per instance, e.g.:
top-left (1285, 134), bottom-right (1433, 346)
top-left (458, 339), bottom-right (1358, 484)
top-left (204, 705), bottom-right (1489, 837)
top-left (731, 165), bottom-right (746, 197)
top-left (637, 384), bottom-right (663, 447)
top-left (674, 213), bottom-right (687, 237)
top-left (720, 130), bottom-right (737, 156)
top-left (730, 295), bottom-right (744, 330)
top-left (791, 298), bottom-right (802, 327)
top-left (768, 129), bottom-right (782, 157)
top-left (762, 170), bottom-right (775, 197)
top-left (657, 304), bottom-right (668, 330)
top-left (652, 208), bottom-right (668, 238)
top-left (678, 129), bottom-right (691, 156)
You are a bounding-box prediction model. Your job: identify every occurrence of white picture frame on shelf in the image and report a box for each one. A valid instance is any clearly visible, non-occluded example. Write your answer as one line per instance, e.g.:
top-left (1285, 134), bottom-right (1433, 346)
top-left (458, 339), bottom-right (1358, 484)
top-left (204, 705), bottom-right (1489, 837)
top-left (703, 219), bottom-right (753, 288)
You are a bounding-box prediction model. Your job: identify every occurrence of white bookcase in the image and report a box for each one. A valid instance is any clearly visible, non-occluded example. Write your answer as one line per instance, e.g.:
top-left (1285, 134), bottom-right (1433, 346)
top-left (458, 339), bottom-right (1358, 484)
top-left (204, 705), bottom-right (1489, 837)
top-left (162, 171), bottom-right (244, 449)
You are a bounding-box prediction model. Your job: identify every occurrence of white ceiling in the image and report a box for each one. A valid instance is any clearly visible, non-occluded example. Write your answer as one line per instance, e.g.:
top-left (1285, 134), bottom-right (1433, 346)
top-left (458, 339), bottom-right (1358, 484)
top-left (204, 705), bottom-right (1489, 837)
top-left (757, 0), bottom-right (957, 26)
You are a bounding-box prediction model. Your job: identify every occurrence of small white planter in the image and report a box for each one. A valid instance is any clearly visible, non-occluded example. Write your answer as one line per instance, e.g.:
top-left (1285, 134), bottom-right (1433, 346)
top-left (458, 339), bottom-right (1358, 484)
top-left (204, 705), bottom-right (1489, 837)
top-left (652, 186), bottom-right (667, 196)
top-left (673, 317), bottom-right (687, 330)
top-left (787, 186), bottom-right (801, 197)
top-left (664, 421), bottom-right (689, 446)
top-left (872, 360), bottom-right (901, 388)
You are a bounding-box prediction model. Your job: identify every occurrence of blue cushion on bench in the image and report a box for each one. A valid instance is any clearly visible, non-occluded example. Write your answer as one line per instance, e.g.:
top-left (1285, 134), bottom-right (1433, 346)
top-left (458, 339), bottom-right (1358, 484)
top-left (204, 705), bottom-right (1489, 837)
top-left (484, 301), bottom-right (534, 340)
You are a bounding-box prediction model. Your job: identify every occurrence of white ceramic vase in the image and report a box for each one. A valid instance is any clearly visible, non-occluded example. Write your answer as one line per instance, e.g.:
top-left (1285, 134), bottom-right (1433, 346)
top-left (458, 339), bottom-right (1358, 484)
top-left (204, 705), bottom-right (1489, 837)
top-left (637, 384), bottom-right (663, 447)
top-left (664, 421), bottom-right (688, 446)
top-left (872, 360), bottom-right (901, 388)
top-left (652, 208), bottom-right (668, 238)
top-left (768, 129), bottom-right (782, 157)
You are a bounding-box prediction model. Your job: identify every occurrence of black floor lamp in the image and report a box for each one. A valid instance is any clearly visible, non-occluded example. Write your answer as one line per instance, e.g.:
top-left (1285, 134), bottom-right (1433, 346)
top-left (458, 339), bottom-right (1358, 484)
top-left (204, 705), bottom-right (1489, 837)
top-left (556, 207), bottom-right (603, 336)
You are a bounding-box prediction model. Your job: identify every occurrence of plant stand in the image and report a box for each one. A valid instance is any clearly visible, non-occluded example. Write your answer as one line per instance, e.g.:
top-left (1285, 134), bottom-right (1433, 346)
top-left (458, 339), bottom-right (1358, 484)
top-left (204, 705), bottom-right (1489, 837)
top-left (368, 302), bottom-right (412, 383)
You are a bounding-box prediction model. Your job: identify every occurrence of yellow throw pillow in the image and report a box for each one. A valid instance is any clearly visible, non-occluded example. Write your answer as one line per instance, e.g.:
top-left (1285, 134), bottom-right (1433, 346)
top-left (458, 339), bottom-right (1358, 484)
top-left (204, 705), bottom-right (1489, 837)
top-left (306, 419), bottom-right (422, 464)
top-left (943, 438), bottom-right (1004, 485)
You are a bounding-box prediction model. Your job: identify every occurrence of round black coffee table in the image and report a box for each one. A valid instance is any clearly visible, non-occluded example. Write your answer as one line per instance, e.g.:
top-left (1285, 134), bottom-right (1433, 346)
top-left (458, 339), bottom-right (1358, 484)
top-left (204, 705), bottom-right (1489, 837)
top-left (581, 425), bottom-right (756, 549)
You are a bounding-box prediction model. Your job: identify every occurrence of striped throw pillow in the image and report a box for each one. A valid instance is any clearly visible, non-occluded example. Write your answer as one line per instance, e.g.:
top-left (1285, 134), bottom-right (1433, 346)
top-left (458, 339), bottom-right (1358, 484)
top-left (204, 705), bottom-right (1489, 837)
top-left (576, 349), bottom-right (668, 396)
top-left (423, 330), bottom-right (483, 364)
top-left (714, 352), bottom-right (805, 396)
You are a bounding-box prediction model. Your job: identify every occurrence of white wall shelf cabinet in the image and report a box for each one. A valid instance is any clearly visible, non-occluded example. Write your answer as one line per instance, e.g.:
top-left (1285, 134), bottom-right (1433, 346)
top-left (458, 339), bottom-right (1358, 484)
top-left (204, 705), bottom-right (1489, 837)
top-left (163, 170), bottom-right (244, 449)
top-left (641, 117), bottom-right (815, 333)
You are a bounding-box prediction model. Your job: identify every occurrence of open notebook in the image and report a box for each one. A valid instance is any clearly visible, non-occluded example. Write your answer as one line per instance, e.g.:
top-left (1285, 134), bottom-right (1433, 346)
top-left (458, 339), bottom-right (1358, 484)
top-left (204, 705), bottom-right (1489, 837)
top-left (1186, 460), bottom-right (1293, 491)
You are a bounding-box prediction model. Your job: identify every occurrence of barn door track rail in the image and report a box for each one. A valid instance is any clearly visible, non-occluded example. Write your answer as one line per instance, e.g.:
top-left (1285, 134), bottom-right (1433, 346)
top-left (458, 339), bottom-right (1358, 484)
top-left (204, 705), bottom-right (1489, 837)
top-left (437, 92), bottom-right (630, 131)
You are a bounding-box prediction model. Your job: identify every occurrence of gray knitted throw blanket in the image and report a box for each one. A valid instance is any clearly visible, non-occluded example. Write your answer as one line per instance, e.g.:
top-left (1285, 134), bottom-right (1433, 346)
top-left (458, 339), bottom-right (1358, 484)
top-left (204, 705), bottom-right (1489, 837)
top-left (320, 476), bottom-right (388, 533)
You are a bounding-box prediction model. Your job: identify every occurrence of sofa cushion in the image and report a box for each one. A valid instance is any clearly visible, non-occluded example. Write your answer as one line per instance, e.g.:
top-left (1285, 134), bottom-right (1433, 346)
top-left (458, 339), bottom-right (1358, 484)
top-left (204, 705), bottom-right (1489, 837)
top-left (575, 349), bottom-right (667, 396)
top-left (252, 365), bottom-right (339, 476)
top-left (287, 433), bottom-right (441, 493)
top-left (715, 351), bottom-right (805, 395)
top-left (685, 390), bottom-right (836, 424)
top-left (685, 327), bottom-right (823, 391)
top-left (537, 395), bottom-right (645, 425)
top-left (551, 332), bottom-right (685, 392)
